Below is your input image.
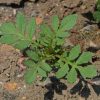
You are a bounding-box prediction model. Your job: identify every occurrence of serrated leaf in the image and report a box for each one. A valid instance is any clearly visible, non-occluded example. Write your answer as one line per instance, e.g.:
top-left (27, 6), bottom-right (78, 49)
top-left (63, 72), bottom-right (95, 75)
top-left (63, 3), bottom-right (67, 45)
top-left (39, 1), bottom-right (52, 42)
top-left (26, 18), bottom-right (36, 39)
top-left (56, 64), bottom-right (69, 78)
top-left (60, 14), bottom-right (77, 31)
top-left (66, 68), bottom-right (77, 83)
top-left (42, 37), bottom-right (51, 44)
top-left (37, 67), bottom-right (47, 77)
top-left (76, 52), bottom-right (92, 65)
top-left (56, 30), bottom-right (70, 38)
top-left (0, 22), bottom-right (16, 35)
top-left (62, 51), bottom-right (68, 57)
top-left (26, 50), bottom-right (39, 61)
top-left (93, 11), bottom-right (100, 22)
top-left (0, 35), bottom-right (31, 50)
top-left (16, 12), bottom-right (26, 34)
top-left (56, 37), bottom-right (64, 45)
top-left (56, 60), bottom-right (64, 67)
top-left (38, 37), bottom-right (49, 46)
top-left (0, 35), bottom-right (18, 44)
top-left (23, 59), bottom-right (36, 68)
top-left (40, 24), bottom-right (53, 37)
top-left (40, 40), bottom-right (48, 46)
top-left (69, 45), bottom-right (81, 60)
top-left (0, 12), bottom-right (35, 51)
top-left (51, 15), bottom-right (59, 31)
top-left (14, 40), bottom-right (31, 50)
top-left (78, 65), bottom-right (97, 78)
top-left (42, 61), bottom-right (52, 72)
top-left (24, 68), bottom-right (37, 84)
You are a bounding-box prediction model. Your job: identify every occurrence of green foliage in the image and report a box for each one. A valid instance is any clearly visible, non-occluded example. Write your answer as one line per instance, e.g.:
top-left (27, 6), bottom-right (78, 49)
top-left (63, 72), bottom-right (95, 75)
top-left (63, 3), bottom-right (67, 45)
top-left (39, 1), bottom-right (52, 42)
top-left (66, 68), bottom-right (77, 83)
top-left (60, 14), bottom-right (77, 31)
top-left (56, 63), bottom-right (69, 78)
top-left (56, 45), bottom-right (97, 83)
top-left (0, 12), bottom-right (36, 50)
top-left (24, 67), bottom-right (37, 84)
top-left (78, 65), bottom-right (97, 78)
top-left (0, 12), bottom-right (97, 84)
top-left (93, 0), bottom-right (100, 22)
top-left (69, 45), bottom-right (80, 60)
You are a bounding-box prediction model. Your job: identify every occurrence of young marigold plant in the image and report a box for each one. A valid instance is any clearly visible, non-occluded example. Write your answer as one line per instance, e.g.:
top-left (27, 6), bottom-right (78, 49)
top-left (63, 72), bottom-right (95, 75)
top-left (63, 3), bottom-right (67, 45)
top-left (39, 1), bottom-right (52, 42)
top-left (0, 12), bottom-right (97, 84)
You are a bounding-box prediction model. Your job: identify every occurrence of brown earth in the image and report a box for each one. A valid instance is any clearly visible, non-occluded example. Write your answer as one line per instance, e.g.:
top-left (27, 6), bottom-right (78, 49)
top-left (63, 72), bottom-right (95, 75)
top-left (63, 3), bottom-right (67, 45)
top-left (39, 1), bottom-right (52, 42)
top-left (0, 0), bottom-right (100, 100)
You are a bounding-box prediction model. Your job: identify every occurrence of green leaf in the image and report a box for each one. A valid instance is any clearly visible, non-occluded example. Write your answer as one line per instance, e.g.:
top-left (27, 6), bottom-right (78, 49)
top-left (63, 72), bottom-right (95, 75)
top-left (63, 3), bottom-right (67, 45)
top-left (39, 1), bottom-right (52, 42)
top-left (76, 52), bottom-right (92, 65)
top-left (56, 37), bottom-right (64, 45)
top-left (0, 31), bottom-right (2, 35)
top-left (16, 12), bottom-right (26, 34)
top-left (42, 61), bottom-right (52, 72)
top-left (51, 15), bottom-right (59, 31)
top-left (42, 37), bottom-right (51, 44)
top-left (78, 65), bottom-right (97, 78)
top-left (0, 35), bottom-right (31, 51)
top-left (0, 22), bottom-right (16, 35)
top-left (66, 68), bottom-right (77, 83)
top-left (23, 59), bottom-right (36, 68)
top-left (56, 60), bottom-right (64, 67)
top-left (56, 31), bottom-right (70, 38)
top-left (37, 67), bottom-right (47, 77)
top-left (14, 40), bottom-right (31, 50)
top-left (40, 24), bottom-right (53, 37)
top-left (0, 35), bottom-right (18, 44)
top-left (69, 45), bottom-right (81, 60)
top-left (26, 18), bottom-right (36, 39)
top-left (26, 50), bottom-right (39, 61)
top-left (62, 51), bottom-right (68, 58)
top-left (24, 68), bottom-right (37, 84)
top-left (0, 13), bottom-right (33, 50)
top-left (39, 37), bottom-right (49, 46)
top-left (93, 11), bottom-right (100, 22)
top-left (60, 14), bottom-right (77, 31)
top-left (56, 64), bottom-right (69, 78)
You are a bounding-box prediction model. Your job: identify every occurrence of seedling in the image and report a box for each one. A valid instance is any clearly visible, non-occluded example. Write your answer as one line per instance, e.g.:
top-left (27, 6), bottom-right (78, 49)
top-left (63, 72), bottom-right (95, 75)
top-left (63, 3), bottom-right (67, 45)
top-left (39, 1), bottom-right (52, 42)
top-left (0, 12), bottom-right (97, 84)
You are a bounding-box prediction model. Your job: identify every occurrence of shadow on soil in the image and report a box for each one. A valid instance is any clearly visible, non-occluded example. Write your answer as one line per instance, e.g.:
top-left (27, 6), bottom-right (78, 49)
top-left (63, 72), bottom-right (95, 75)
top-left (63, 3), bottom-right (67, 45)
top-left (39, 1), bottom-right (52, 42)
top-left (92, 85), bottom-right (100, 95)
top-left (82, 11), bottom-right (100, 28)
top-left (44, 77), bottom-right (100, 100)
top-left (82, 11), bottom-right (94, 21)
top-left (87, 46), bottom-right (100, 53)
top-left (44, 77), bottom-right (67, 100)
top-left (0, 0), bottom-right (39, 8)
top-left (70, 80), bottom-right (91, 100)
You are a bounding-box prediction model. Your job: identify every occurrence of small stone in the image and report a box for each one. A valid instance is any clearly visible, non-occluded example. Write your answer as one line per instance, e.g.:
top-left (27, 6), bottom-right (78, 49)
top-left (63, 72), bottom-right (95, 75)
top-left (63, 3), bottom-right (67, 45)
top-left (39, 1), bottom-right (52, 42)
top-left (81, 5), bottom-right (87, 10)
top-left (13, 9), bottom-right (17, 16)
top-left (4, 82), bottom-right (18, 91)
top-left (22, 96), bottom-right (27, 100)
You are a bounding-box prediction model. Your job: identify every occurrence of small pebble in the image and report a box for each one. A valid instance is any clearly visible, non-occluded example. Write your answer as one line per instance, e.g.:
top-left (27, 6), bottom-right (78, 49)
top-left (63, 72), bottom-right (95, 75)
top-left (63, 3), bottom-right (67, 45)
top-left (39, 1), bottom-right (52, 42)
top-left (81, 5), bottom-right (87, 10)
top-left (13, 9), bottom-right (17, 16)
top-left (22, 96), bottom-right (27, 100)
